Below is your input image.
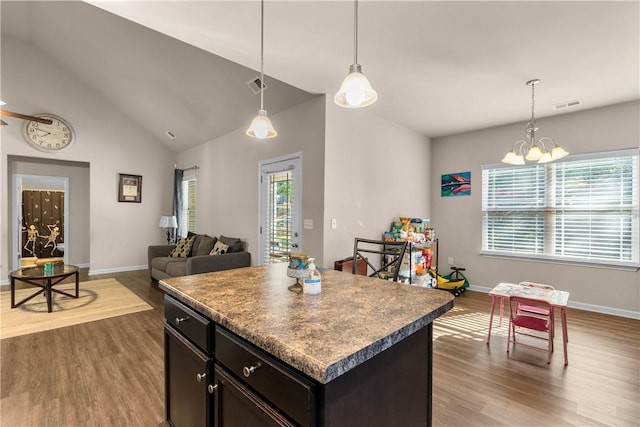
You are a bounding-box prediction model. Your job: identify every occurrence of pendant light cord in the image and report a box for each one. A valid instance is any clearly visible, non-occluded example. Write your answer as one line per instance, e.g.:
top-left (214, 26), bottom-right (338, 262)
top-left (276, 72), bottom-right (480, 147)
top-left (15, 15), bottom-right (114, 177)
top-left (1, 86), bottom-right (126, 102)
top-left (260, 0), bottom-right (265, 111)
top-left (530, 81), bottom-right (535, 123)
top-left (353, 0), bottom-right (358, 65)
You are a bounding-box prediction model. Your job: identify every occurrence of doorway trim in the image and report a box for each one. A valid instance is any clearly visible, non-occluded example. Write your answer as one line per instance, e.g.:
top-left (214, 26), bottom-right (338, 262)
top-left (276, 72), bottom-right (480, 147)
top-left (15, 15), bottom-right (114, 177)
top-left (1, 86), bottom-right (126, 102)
top-left (12, 174), bottom-right (70, 270)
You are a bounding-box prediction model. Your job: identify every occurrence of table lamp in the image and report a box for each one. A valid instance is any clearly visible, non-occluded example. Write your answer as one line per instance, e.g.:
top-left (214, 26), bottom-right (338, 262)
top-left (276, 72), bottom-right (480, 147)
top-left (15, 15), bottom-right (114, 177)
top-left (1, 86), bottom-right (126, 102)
top-left (159, 215), bottom-right (178, 244)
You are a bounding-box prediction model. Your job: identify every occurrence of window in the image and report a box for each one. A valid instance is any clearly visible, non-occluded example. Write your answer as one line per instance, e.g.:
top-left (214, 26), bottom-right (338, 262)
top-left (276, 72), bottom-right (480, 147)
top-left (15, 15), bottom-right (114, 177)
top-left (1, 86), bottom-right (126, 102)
top-left (482, 149), bottom-right (639, 268)
top-left (181, 178), bottom-right (197, 236)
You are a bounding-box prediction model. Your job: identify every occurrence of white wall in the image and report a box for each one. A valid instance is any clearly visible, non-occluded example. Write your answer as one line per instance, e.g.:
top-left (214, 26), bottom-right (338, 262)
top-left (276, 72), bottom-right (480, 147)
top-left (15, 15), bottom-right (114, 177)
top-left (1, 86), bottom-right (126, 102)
top-left (176, 96), bottom-right (326, 266)
top-left (1, 35), bottom-right (175, 280)
top-left (431, 101), bottom-right (640, 317)
top-left (323, 102), bottom-right (432, 268)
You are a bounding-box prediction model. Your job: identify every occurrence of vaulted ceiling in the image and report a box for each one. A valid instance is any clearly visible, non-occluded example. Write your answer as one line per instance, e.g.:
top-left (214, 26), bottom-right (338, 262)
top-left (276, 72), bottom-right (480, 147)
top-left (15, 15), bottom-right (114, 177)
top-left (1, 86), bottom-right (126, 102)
top-left (2, 1), bottom-right (639, 152)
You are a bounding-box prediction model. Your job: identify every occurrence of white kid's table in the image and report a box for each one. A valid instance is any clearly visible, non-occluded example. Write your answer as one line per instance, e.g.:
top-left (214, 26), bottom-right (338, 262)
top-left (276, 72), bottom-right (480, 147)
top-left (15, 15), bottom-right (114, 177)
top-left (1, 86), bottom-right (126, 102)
top-left (486, 282), bottom-right (570, 365)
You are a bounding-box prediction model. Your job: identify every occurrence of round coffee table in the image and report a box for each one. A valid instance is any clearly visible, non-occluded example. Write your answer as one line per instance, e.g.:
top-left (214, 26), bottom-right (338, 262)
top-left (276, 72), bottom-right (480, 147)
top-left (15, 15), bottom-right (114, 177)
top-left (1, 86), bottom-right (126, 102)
top-left (10, 264), bottom-right (80, 313)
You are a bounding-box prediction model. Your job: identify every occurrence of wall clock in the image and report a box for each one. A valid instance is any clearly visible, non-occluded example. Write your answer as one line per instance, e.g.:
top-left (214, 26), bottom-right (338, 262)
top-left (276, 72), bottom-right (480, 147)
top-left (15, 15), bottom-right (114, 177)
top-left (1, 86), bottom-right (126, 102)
top-left (22, 114), bottom-right (75, 152)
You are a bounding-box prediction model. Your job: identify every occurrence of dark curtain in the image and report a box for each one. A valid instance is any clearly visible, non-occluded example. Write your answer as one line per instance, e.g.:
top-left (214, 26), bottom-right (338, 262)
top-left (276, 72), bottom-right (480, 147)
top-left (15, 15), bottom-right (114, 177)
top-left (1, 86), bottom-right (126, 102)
top-left (172, 169), bottom-right (184, 242)
top-left (22, 190), bottom-right (65, 258)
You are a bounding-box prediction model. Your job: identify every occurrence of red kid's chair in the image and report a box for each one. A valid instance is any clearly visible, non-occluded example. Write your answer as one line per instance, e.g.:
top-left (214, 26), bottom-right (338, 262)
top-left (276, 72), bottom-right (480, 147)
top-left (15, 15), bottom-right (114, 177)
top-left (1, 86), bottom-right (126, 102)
top-left (507, 296), bottom-right (554, 363)
top-left (516, 282), bottom-right (554, 316)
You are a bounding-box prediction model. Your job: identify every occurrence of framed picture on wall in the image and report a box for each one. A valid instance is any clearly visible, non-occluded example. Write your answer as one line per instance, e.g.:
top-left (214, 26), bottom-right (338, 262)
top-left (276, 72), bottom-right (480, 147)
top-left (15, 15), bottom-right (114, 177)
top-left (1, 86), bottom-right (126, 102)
top-left (441, 171), bottom-right (471, 197)
top-left (118, 173), bottom-right (142, 203)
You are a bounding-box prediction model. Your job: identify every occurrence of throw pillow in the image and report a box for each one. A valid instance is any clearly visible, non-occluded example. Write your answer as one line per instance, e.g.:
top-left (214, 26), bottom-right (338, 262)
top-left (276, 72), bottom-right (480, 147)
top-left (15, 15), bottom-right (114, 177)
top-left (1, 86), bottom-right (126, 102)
top-left (169, 236), bottom-right (195, 258)
top-left (210, 241), bottom-right (230, 255)
top-left (195, 235), bottom-right (217, 256)
top-left (219, 235), bottom-right (243, 253)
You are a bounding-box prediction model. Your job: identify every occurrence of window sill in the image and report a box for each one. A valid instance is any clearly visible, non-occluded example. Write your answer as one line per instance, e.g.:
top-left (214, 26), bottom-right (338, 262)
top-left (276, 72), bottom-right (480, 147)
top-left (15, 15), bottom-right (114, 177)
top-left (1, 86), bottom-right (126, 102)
top-left (479, 251), bottom-right (640, 272)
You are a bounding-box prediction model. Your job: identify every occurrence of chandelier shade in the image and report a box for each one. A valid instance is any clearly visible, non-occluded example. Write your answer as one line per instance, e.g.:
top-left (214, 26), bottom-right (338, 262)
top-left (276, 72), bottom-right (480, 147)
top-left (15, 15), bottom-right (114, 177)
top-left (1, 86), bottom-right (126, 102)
top-left (501, 79), bottom-right (569, 165)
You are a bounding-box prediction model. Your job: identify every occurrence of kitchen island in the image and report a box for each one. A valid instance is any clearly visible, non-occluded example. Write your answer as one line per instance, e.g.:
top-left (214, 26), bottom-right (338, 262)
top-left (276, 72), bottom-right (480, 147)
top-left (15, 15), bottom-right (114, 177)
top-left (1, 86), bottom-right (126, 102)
top-left (160, 263), bottom-right (454, 427)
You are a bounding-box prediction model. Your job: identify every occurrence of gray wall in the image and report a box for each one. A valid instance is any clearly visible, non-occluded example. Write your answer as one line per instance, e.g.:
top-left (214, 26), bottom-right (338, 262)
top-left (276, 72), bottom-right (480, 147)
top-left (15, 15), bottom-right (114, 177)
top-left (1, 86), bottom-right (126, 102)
top-left (322, 101), bottom-right (432, 267)
top-left (1, 34), bottom-right (176, 279)
top-left (176, 96), bottom-right (327, 266)
top-left (431, 101), bottom-right (640, 317)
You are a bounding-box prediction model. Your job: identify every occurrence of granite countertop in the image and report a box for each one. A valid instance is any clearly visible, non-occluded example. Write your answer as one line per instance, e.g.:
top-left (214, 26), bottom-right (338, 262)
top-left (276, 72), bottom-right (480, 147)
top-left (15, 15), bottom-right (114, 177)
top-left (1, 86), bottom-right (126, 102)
top-left (159, 263), bottom-right (454, 384)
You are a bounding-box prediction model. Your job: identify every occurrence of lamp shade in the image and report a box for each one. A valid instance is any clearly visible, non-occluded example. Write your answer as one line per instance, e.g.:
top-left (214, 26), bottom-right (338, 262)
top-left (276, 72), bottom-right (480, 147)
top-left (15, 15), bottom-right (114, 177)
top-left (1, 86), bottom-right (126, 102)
top-left (501, 151), bottom-right (525, 165)
top-left (247, 110), bottom-right (277, 139)
top-left (550, 145), bottom-right (569, 161)
top-left (334, 65), bottom-right (378, 108)
top-left (159, 215), bottom-right (177, 228)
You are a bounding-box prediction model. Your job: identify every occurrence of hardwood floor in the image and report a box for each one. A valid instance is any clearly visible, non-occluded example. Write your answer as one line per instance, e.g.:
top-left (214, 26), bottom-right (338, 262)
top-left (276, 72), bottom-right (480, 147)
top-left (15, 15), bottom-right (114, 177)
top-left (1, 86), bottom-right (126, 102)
top-left (1, 270), bottom-right (167, 427)
top-left (432, 290), bottom-right (640, 427)
top-left (1, 270), bottom-right (638, 426)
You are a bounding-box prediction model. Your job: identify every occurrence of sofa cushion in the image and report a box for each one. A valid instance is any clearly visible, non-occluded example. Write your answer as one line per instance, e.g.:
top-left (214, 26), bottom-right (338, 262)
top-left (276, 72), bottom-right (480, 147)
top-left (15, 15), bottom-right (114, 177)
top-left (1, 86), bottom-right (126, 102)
top-left (195, 235), bottom-right (217, 256)
top-left (169, 236), bottom-right (195, 258)
top-left (151, 256), bottom-right (185, 271)
top-left (219, 235), bottom-right (243, 253)
top-left (210, 241), bottom-right (230, 255)
top-left (165, 260), bottom-right (187, 277)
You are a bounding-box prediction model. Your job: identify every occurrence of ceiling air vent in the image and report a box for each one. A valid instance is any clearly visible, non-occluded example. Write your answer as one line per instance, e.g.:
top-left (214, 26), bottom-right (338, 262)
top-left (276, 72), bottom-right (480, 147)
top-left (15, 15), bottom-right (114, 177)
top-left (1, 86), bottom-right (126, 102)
top-left (246, 76), bottom-right (268, 95)
top-left (553, 99), bottom-right (583, 110)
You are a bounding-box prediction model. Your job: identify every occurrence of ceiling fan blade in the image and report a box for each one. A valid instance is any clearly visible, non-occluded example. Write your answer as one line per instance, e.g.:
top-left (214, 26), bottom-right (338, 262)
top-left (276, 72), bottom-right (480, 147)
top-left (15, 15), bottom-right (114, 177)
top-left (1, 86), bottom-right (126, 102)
top-left (1, 120), bottom-right (7, 126)
top-left (0, 110), bottom-right (53, 125)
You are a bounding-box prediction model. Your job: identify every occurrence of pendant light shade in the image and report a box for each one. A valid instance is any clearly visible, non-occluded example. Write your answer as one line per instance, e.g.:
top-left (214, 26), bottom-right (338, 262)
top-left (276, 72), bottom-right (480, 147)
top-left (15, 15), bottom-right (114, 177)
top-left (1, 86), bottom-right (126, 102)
top-left (334, 0), bottom-right (377, 108)
top-left (247, 109), bottom-right (277, 139)
top-left (501, 79), bottom-right (569, 165)
top-left (335, 64), bottom-right (378, 108)
top-left (247, 0), bottom-right (277, 139)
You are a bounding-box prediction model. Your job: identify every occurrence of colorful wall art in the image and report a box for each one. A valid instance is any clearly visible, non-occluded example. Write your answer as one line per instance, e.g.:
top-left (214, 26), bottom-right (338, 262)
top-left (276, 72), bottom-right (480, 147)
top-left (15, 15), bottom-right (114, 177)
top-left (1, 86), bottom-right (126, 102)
top-left (441, 172), bottom-right (471, 197)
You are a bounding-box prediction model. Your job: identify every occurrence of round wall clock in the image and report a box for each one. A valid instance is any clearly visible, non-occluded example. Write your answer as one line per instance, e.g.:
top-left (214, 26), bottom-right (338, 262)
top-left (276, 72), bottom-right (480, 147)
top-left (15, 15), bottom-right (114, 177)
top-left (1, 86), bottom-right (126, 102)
top-left (22, 114), bottom-right (75, 152)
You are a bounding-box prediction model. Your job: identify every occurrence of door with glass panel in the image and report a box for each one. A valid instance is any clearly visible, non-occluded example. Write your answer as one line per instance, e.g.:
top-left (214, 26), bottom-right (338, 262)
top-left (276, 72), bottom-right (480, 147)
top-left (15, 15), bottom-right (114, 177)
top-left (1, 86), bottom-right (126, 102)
top-left (259, 154), bottom-right (302, 265)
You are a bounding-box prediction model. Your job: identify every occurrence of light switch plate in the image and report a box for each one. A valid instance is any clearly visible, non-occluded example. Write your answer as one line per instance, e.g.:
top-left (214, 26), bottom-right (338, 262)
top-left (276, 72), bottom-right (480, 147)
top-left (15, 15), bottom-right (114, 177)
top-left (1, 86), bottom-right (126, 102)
top-left (331, 218), bottom-right (337, 229)
top-left (304, 219), bottom-right (313, 229)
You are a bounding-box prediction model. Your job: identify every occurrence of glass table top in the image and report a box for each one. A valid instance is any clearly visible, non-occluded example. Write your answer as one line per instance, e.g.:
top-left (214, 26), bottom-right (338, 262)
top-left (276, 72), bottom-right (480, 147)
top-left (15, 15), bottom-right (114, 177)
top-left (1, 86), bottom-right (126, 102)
top-left (11, 264), bottom-right (79, 279)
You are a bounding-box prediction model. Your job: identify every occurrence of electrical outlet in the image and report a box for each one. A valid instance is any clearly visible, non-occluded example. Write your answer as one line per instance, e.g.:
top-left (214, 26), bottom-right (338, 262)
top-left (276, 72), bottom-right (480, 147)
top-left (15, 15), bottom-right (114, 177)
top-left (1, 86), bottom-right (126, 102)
top-left (447, 257), bottom-right (454, 266)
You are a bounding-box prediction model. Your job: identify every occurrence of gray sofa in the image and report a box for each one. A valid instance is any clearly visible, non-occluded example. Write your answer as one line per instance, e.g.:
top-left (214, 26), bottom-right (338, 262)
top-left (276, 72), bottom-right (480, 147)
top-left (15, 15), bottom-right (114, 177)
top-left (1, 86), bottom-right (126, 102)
top-left (148, 234), bottom-right (251, 281)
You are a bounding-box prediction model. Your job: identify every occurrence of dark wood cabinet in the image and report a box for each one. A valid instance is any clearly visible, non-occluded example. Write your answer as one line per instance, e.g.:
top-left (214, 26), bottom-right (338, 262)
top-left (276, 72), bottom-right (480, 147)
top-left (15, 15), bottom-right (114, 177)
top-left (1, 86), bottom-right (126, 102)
top-left (214, 365), bottom-right (295, 427)
top-left (164, 295), bottom-right (215, 427)
top-left (164, 325), bottom-right (213, 427)
top-left (164, 294), bottom-right (434, 427)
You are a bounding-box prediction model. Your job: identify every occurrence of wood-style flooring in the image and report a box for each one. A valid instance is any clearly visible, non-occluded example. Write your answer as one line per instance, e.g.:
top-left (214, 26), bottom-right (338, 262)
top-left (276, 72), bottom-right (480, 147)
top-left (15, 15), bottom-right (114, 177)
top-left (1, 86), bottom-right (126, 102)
top-left (1, 269), bottom-right (638, 426)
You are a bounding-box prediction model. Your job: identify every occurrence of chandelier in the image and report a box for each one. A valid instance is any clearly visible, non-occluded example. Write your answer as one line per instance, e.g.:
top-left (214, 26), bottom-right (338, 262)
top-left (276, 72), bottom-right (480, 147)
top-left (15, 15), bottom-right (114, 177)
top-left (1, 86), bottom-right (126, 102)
top-left (501, 79), bottom-right (569, 165)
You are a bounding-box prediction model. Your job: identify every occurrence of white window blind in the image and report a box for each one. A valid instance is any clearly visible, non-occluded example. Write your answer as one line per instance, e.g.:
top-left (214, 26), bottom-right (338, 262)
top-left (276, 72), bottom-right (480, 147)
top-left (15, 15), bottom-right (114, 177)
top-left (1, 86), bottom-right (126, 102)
top-left (482, 149), bottom-right (639, 268)
top-left (180, 178), bottom-right (197, 236)
top-left (186, 179), bottom-right (197, 234)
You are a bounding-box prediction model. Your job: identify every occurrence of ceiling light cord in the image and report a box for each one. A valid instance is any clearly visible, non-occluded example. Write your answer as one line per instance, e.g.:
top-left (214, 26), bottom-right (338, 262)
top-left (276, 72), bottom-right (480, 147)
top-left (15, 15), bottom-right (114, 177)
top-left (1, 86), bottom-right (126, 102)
top-left (260, 0), bottom-right (265, 111)
top-left (353, 0), bottom-right (358, 66)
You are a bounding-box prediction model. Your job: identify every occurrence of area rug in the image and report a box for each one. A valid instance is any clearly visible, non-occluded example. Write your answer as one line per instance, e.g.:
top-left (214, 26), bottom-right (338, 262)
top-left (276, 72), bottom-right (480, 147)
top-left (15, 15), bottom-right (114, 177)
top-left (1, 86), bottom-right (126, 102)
top-left (0, 278), bottom-right (153, 339)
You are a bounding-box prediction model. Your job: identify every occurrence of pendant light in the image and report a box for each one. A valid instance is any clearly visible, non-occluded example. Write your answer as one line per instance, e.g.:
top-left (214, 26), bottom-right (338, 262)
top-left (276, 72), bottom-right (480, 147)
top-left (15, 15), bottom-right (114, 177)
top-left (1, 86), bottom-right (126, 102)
top-left (501, 79), bottom-right (569, 165)
top-left (247, 0), bottom-right (277, 139)
top-left (334, 0), bottom-right (377, 108)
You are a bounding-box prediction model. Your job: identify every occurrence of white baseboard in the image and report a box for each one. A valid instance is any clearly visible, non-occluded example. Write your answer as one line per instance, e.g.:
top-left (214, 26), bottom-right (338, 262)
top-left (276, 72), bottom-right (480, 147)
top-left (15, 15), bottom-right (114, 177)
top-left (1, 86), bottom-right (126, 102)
top-left (0, 264), bottom-right (148, 287)
top-left (88, 264), bottom-right (147, 276)
top-left (469, 285), bottom-right (640, 320)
